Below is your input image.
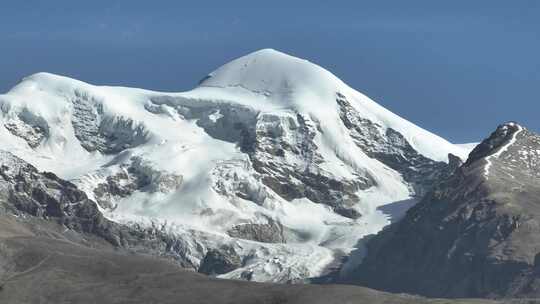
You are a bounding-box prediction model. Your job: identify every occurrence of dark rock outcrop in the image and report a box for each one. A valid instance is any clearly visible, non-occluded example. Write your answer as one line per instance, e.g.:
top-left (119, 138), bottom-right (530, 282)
top-left (346, 123), bottom-right (540, 298)
top-left (0, 151), bottom-right (193, 269)
top-left (247, 112), bottom-right (373, 219)
top-left (71, 90), bottom-right (149, 154)
top-left (3, 109), bottom-right (50, 148)
top-left (93, 156), bottom-right (183, 209)
top-left (227, 217), bottom-right (286, 243)
top-left (198, 247), bottom-right (242, 275)
top-left (337, 94), bottom-right (452, 197)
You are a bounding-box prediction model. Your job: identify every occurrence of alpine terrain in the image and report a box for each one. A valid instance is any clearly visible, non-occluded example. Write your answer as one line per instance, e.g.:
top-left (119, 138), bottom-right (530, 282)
top-left (3, 48), bottom-right (535, 303)
top-left (0, 49), bottom-right (472, 283)
top-left (0, 150), bottom-right (499, 303)
top-left (347, 122), bottom-right (540, 298)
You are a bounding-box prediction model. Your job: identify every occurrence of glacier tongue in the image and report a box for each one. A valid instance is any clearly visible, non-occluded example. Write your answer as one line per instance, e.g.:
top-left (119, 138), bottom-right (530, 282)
top-left (0, 49), bottom-right (467, 282)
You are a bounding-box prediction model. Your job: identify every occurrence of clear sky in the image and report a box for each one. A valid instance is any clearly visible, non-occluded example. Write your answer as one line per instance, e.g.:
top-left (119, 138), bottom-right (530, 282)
top-left (1, 1), bottom-right (539, 143)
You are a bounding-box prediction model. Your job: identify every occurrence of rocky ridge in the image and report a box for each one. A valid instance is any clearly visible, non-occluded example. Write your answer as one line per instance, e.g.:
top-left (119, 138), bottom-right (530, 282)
top-left (347, 122), bottom-right (540, 298)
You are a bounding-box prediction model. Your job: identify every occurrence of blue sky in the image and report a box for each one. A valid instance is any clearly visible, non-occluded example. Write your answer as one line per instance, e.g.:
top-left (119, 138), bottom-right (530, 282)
top-left (1, 1), bottom-right (539, 143)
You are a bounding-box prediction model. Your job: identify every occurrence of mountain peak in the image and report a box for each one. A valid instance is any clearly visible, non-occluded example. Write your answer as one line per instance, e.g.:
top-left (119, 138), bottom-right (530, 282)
top-left (244, 48), bottom-right (291, 58)
top-left (6, 72), bottom-right (89, 96)
top-left (349, 124), bottom-right (540, 298)
top-left (465, 121), bottom-right (523, 166)
top-left (198, 48), bottom-right (343, 98)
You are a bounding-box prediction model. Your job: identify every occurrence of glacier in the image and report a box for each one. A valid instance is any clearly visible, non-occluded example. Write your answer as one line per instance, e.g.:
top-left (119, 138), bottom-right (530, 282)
top-left (0, 49), bottom-right (472, 282)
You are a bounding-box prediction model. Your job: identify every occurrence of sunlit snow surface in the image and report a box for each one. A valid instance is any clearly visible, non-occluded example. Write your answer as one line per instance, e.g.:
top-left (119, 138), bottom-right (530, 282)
top-left (0, 49), bottom-right (469, 282)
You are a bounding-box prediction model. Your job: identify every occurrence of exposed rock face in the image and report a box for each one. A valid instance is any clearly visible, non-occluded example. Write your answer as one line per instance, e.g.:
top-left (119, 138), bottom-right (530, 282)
top-left (465, 122), bottom-right (522, 166)
top-left (337, 94), bottom-right (450, 197)
top-left (346, 123), bottom-right (540, 298)
top-left (93, 156), bottom-right (183, 209)
top-left (93, 169), bottom-right (141, 209)
top-left (198, 247), bottom-right (243, 275)
top-left (245, 112), bottom-right (373, 219)
top-left (0, 151), bottom-right (193, 268)
top-left (210, 158), bottom-right (269, 206)
top-left (71, 90), bottom-right (149, 154)
top-left (195, 105), bottom-right (259, 145)
top-left (227, 218), bottom-right (286, 243)
top-left (3, 109), bottom-right (49, 148)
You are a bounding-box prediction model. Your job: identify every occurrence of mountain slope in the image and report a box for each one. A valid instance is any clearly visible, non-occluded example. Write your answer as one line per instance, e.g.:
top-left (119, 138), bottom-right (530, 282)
top-left (0, 49), bottom-right (470, 281)
top-left (0, 225), bottom-right (497, 304)
top-left (346, 122), bottom-right (540, 298)
top-left (0, 151), bottom-right (500, 304)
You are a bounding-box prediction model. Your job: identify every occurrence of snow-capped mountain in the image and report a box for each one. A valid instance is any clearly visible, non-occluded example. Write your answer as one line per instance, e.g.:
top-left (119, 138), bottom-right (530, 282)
top-left (0, 49), bottom-right (471, 282)
top-left (1, 150), bottom-right (493, 304)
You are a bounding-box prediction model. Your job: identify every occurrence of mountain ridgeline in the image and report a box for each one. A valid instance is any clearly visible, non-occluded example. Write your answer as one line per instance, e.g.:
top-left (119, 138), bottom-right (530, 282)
top-left (346, 122), bottom-right (540, 298)
top-left (0, 49), bottom-right (538, 302)
top-left (0, 49), bottom-right (469, 283)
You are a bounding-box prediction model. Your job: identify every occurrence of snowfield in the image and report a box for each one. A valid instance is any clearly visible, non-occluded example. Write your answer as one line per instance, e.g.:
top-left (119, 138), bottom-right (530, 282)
top-left (0, 49), bottom-right (470, 282)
